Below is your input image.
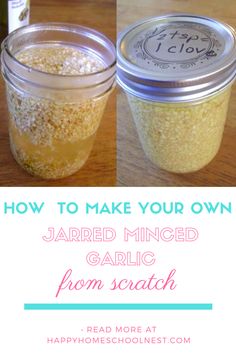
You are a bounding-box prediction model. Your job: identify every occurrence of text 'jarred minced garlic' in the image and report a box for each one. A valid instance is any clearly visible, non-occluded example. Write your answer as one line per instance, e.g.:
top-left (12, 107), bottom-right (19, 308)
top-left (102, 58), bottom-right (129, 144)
top-left (117, 14), bottom-right (236, 173)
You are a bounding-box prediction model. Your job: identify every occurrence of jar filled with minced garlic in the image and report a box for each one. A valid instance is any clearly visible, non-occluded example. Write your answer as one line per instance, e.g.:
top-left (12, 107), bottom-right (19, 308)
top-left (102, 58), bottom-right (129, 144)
top-left (117, 14), bottom-right (236, 173)
top-left (1, 23), bottom-right (115, 179)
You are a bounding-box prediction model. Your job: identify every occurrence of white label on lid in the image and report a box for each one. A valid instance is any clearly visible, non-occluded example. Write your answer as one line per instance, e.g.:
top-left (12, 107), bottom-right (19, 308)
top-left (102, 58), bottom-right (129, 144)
top-left (8, 0), bottom-right (30, 33)
top-left (127, 22), bottom-right (225, 73)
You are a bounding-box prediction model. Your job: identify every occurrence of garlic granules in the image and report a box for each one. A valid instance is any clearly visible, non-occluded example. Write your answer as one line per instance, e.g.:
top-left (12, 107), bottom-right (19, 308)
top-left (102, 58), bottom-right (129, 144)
top-left (7, 45), bottom-right (108, 179)
top-left (16, 46), bottom-right (104, 75)
top-left (127, 88), bottom-right (231, 173)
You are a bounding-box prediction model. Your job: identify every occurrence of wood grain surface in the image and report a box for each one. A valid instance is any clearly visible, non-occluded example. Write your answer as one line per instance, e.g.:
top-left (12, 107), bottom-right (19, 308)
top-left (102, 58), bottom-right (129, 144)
top-left (0, 0), bottom-right (116, 186)
top-left (117, 0), bottom-right (236, 186)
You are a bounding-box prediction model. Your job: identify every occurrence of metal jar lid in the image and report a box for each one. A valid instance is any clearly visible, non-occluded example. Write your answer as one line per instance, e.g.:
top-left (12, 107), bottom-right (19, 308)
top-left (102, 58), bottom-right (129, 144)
top-left (117, 14), bottom-right (236, 102)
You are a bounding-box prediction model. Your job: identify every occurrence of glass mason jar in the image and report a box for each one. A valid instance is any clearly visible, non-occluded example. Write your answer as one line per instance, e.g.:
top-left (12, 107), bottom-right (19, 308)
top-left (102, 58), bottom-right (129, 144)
top-left (1, 23), bottom-right (116, 179)
top-left (117, 14), bottom-right (236, 173)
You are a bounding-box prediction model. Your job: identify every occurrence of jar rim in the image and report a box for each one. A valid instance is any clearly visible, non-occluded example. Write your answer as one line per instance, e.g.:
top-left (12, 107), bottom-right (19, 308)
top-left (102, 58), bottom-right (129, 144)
top-left (2, 23), bottom-right (116, 78)
top-left (1, 22), bottom-right (116, 92)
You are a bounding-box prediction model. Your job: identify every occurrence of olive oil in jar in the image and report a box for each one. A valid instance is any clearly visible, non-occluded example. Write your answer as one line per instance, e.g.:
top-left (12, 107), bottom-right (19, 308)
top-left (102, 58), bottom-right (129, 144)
top-left (0, 0), bottom-right (30, 42)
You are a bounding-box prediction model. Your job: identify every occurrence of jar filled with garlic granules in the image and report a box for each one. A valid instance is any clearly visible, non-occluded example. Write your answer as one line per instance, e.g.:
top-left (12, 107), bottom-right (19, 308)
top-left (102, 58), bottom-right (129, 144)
top-left (1, 23), bottom-right (116, 179)
top-left (117, 14), bottom-right (236, 173)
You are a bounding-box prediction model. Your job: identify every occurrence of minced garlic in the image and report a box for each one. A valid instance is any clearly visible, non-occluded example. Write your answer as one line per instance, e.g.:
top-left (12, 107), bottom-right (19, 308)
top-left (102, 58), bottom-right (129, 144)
top-left (127, 88), bottom-right (231, 173)
top-left (16, 46), bottom-right (104, 75)
top-left (6, 45), bottom-right (108, 179)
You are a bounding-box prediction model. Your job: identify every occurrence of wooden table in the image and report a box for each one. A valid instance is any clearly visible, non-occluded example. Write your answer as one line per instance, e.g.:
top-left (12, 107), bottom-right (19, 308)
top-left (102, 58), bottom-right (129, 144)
top-left (0, 0), bottom-right (116, 186)
top-left (117, 0), bottom-right (236, 186)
